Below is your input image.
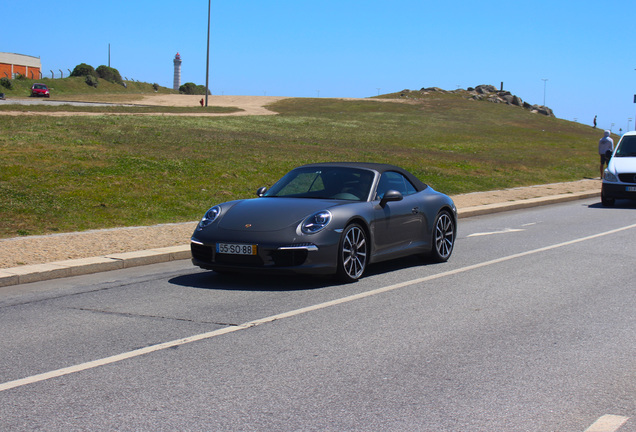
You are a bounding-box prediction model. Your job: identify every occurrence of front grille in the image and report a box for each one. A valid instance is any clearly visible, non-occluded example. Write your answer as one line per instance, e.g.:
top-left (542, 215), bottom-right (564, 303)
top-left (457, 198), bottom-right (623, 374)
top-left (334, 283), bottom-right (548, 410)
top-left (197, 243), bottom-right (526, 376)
top-left (215, 254), bottom-right (264, 266)
top-left (271, 249), bottom-right (308, 267)
top-left (191, 242), bottom-right (308, 268)
top-left (618, 173), bottom-right (636, 183)
top-left (191, 243), bottom-right (213, 263)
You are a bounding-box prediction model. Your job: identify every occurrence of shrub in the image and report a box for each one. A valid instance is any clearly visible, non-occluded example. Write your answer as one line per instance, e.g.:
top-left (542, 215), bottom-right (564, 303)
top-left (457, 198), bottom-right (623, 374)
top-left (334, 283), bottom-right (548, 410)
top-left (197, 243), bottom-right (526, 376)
top-left (85, 75), bottom-right (98, 88)
top-left (0, 77), bottom-right (12, 90)
top-left (71, 63), bottom-right (97, 78)
top-left (96, 65), bottom-right (124, 85)
top-left (179, 82), bottom-right (210, 95)
top-left (152, 83), bottom-right (159, 91)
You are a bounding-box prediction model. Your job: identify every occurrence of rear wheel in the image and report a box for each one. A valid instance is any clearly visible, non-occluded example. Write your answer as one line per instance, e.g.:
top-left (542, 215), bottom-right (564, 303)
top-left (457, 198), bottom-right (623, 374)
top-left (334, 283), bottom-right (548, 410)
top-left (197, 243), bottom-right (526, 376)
top-left (337, 224), bottom-right (368, 282)
top-left (430, 211), bottom-right (455, 262)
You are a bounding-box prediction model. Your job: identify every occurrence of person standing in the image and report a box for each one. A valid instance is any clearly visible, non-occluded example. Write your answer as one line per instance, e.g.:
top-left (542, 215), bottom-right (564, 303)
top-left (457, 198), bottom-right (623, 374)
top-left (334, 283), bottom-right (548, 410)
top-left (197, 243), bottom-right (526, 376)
top-left (598, 130), bottom-right (614, 178)
top-left (593, 115), bottom-right (597, 128)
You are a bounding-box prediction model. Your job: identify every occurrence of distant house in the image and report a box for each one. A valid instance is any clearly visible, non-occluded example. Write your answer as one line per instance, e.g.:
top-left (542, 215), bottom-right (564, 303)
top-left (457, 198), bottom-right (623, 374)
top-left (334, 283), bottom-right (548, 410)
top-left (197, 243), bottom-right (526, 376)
top-left (0, 52), bottom-right (42, 79)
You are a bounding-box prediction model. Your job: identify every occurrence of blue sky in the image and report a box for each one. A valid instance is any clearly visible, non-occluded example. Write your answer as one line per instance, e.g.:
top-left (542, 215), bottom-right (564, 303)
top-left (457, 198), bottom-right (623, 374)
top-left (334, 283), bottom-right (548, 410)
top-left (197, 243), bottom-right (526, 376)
top-left (3, 0), bottom-right (635, 132)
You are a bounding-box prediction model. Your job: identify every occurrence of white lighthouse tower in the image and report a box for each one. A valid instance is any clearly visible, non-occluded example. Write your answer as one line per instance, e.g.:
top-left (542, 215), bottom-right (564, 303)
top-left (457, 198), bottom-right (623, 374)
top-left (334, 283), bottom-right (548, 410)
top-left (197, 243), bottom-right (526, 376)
top-left (173, 52), bottom-right (182, 91)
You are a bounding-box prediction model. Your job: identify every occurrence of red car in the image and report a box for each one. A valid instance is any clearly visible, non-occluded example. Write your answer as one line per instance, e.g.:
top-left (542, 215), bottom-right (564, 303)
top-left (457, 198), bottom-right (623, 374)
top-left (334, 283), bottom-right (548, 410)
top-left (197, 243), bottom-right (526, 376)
top-left (31, 83), bottom-right (50, 98)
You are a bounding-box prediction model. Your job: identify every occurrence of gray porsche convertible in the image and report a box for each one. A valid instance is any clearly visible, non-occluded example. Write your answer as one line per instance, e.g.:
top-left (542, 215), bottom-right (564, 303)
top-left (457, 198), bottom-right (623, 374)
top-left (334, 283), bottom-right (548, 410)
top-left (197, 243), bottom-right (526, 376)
top-left (191, 162), bottom-right (457, 282)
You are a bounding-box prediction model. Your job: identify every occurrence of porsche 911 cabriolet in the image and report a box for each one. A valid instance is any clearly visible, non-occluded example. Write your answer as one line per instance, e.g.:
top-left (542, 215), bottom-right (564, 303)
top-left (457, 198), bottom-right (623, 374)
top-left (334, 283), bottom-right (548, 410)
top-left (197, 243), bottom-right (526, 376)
top-left (191, 162), bottom-right (457, 282)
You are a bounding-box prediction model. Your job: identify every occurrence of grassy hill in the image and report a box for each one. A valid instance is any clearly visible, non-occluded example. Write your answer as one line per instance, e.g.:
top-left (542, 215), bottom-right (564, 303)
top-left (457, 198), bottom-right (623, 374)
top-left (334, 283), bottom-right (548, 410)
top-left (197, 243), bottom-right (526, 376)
top-left (0, 85), bottom-right (606, 238)
top-left (0, 76), bottom-right (176, 99)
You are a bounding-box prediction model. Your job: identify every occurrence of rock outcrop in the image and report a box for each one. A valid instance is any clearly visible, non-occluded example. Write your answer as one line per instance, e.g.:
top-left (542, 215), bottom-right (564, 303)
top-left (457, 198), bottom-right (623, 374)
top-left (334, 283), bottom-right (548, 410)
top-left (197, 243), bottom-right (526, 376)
top-left (414, 84), bottom-right (555, 117)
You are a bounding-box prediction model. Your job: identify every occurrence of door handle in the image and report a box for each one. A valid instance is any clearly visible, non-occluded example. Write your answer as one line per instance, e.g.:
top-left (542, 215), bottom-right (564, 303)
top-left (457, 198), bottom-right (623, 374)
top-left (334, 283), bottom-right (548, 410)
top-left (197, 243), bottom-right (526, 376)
top-left (412, 207), bottom-right (419, 214)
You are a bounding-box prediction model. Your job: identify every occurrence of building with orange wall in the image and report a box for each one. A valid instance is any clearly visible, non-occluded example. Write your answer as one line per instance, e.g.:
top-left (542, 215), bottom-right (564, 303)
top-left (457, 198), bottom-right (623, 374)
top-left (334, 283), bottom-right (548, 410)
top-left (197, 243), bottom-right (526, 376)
top-left (0, 52), bottom-right (42, 79)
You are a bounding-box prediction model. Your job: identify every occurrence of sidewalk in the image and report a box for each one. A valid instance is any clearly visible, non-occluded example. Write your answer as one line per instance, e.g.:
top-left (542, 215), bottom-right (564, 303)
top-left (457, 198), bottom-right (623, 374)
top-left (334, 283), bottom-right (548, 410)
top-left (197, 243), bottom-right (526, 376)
top-left (0, 179), bottom-right (600, 288)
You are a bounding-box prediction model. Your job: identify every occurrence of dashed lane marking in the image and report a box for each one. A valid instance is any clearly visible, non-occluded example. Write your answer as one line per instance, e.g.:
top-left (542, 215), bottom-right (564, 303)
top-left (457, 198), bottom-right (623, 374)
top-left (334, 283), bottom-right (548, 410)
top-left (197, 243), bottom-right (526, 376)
top-left (467, 227), bottom-right (525, 237)
top-left (584, 415), bottom-right (630, 432)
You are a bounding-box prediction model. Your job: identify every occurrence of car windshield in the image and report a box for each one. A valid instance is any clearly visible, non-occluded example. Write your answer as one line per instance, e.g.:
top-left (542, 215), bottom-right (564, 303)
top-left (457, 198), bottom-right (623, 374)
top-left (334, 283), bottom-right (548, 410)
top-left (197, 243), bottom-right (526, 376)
top-left (615, 136), bottom-right (636, 157)
top-left (34, 85), bottom-right (46, 89)
top-left (264, 167), bottom-right (375, 201)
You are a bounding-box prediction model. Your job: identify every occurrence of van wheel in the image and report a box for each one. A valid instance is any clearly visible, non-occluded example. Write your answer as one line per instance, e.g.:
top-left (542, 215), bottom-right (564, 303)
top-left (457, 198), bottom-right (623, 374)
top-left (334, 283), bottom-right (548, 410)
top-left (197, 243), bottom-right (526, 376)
top-left (601, 192), bottom-right (615, 207)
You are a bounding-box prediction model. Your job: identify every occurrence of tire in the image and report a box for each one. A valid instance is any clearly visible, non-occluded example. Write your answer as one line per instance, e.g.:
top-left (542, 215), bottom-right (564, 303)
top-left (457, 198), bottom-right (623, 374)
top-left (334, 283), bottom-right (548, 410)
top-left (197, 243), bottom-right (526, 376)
top-left (430, 210), bottom-right (455, 262)
top-left (601, 191), bottom-right (615, 207)
top-left (337, 223), bottom-right (368, 282)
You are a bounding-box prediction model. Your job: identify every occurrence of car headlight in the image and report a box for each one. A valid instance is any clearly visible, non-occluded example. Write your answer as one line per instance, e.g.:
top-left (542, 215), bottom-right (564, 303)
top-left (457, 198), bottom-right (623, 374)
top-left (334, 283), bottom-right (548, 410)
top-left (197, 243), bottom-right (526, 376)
top-left (198, 205), bottom-right (221, 228)
top-left (301, 210), bottom-right (332, 234)
top-left (603, 170), bottom-right (618, 182)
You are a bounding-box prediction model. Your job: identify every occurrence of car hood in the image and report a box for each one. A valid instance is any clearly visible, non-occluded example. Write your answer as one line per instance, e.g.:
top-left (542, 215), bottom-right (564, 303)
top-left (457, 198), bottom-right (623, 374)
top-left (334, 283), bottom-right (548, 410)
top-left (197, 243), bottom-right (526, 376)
top-left (609, 156), bottom-right (636, 173)
top-left (218, 197), bottom-right (344, 232)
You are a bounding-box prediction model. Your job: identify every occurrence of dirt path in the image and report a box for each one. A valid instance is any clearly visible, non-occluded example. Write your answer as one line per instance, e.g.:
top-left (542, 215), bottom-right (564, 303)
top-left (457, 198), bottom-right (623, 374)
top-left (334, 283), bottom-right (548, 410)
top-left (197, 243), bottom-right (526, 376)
top-left (0, 95), bottom-right (289, 117)
top-left (138, 94), bottom-right (288, 115)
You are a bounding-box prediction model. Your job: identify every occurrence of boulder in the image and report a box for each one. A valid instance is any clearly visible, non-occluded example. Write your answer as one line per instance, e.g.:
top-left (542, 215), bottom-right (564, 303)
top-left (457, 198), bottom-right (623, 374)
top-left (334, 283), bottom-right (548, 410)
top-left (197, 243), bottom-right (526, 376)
top-left (475, 84), bottom-right (498, 94)
top-left (531, 104), bottom-right (555, 117)
top-left (420, 87), bottom-right (445, 93)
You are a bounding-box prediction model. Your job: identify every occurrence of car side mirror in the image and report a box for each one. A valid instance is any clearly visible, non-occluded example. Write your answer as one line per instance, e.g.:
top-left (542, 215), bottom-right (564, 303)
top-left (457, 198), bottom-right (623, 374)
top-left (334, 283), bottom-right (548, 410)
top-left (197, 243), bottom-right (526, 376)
top-left (380, 189), bottom-right (403, 207)
top-left (257, 186), bottom-right (267, 197)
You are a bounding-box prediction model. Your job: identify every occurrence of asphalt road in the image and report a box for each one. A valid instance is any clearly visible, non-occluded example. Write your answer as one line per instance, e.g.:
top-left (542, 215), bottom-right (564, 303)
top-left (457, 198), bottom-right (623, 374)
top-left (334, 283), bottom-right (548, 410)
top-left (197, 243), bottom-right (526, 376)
top-left (0, 198), bottom-right (634, 432)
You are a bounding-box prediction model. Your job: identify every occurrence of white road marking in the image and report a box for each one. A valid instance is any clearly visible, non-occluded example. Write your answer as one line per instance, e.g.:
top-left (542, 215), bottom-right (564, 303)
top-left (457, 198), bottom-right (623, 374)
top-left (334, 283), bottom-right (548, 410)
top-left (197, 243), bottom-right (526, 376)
top-left (467, 227), bottom-right (525, 237)
top-left (584, 415), bottom-right (630, 432)
top-left (2, 222), bottom-right (636, 393)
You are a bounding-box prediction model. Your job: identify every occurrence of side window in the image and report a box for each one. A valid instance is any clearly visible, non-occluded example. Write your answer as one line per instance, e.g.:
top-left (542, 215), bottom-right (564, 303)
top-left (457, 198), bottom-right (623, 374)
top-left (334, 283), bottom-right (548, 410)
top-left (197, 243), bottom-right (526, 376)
top-left (375, 171), bottom-right (417, 199)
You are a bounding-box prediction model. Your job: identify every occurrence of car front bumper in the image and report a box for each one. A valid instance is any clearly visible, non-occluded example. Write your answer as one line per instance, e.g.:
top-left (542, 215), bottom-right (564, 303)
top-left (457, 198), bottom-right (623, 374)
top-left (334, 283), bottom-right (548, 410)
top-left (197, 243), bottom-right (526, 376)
top-left (190, 230), bottom-right (341, 275)
top-left (601, 182), bottom-right (636, 200)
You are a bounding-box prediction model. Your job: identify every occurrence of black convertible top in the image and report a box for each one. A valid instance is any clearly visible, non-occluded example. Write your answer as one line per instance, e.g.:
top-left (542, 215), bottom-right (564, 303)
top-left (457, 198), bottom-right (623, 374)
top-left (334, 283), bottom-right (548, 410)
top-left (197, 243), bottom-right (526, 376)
top-left (299, 162), bottom-right (429, 192)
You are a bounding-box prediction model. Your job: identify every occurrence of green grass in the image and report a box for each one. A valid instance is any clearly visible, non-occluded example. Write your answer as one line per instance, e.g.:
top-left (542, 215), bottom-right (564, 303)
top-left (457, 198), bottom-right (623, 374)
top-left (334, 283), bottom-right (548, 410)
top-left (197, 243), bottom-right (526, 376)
top-left (0, 89), bottom-right (604, 238)
top-left (1, 76), bottom-right (176, 98)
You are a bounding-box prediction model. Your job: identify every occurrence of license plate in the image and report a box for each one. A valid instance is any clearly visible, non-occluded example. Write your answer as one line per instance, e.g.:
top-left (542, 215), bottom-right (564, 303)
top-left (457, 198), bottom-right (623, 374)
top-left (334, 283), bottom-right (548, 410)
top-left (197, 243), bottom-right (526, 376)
top-left (627, 186), bottom-right (636, 192)
top-left (216, 243), bottom-right (257, 255)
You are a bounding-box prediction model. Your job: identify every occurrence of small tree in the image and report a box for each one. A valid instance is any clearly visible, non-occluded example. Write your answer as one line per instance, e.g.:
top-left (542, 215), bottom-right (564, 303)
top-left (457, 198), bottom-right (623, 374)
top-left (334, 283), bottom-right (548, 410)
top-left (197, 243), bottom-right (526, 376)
top-left (0, 77), bottom-right (12, 90)
top-left (179, 82), bottom-right (210, 95)
top-left (96, 65), bottom-right (124, 85)
top-left (70, 63), bottom-right (97, 78)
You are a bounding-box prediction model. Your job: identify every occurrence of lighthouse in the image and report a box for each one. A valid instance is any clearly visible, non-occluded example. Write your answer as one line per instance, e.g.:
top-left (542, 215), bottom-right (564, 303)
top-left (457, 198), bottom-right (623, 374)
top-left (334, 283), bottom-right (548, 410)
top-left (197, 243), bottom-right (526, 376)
top-left (173, 52), bottom-right (182, 91)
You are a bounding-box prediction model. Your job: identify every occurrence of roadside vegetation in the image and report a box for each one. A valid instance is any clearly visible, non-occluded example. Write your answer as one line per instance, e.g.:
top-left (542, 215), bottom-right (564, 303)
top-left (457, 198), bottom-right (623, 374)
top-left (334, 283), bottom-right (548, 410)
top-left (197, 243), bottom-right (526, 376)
top-left (0, 85), bottom-right (604, 238)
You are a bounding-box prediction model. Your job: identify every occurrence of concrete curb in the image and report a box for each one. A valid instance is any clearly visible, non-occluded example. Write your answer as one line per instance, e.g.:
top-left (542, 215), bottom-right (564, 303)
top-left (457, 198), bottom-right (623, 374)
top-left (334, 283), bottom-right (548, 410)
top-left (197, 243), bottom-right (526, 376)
top-left (457, 190), bottom-right (599, 218)
top-left (0, 190), bottom-right (600, 288)
top-left (0, 245), bottom-right (191, 288)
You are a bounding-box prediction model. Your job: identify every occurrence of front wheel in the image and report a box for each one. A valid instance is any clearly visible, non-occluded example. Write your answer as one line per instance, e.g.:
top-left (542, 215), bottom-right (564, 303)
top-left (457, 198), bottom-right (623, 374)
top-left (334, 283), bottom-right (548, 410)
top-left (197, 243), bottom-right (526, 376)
top-left (337, 224), bottom-right (368, 283)
top-left (430, 211), bottom-right (455, 262)
top-left (601, 191), bottom-right (615, 207)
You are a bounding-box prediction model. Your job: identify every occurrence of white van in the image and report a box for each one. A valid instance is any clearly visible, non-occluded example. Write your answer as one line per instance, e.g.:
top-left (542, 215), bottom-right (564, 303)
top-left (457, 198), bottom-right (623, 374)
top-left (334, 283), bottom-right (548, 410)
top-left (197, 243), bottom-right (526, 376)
top-left (601, 131), bottom-right (636, 206)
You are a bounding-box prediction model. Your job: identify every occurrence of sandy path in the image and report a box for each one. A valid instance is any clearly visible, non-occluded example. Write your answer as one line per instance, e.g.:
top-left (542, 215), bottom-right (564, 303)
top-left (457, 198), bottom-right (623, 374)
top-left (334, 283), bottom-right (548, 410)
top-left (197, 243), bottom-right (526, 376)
top-left (0, 95), bottom-right (289, 117)
top-left (138, 94), bottom-right (288, 115)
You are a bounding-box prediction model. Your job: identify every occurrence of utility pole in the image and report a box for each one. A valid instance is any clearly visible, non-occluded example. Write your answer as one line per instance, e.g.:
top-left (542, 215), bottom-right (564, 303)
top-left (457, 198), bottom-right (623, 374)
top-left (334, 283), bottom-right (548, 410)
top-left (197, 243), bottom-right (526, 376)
top-left (541, 78), bottom-right (548, 106)
top-left (205, 0), bottom-right (211, 107)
